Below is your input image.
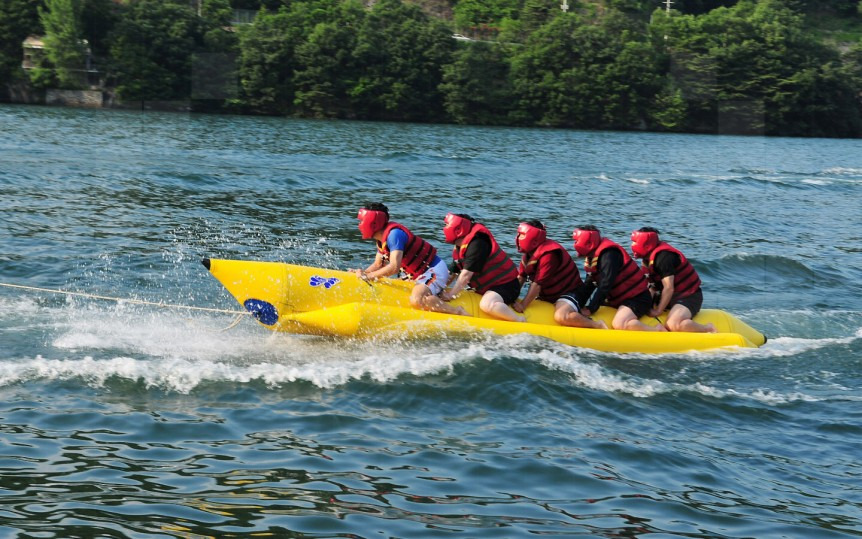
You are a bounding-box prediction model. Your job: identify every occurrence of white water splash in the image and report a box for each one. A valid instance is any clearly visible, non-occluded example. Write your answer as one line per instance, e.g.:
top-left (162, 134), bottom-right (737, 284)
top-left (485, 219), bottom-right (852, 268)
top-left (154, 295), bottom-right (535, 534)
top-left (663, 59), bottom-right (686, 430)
top-left (477, 335), bottom-right (854, 404)
top-left (0, 331), bottom-right (852, 403)
top-left (456, 335), bottom-right (828, 404)
top-left (0, 351), bottom-right (468, 393)
top-left (2, 297), bottom-right (860, 402)
top-left (822, 167), bottom-right (862, 176)
top-left (625, 177), bottom-right (650, 185)
top-left (0, 296), bottom-right (42, 320)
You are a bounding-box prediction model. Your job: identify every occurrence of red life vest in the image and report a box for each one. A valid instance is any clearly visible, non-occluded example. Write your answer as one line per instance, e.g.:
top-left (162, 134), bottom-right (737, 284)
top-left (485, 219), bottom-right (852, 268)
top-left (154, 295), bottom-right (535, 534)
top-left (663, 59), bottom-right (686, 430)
top-left (453, 223), bottom-right (519, 294)
top-left (519, 239), bottom-right (583, 302)
top-left (584, 238), bottom-right (648, 307)
top-left (377, 222), bottom-right (437, 279)
top-left (644, 242), bottom-right (702, 301)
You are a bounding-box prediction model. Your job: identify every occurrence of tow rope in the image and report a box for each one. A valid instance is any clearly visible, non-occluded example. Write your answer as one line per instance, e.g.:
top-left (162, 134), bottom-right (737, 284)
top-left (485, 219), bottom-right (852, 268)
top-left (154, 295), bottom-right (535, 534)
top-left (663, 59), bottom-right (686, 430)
top-left (0, 282), bottom-right (250, 331)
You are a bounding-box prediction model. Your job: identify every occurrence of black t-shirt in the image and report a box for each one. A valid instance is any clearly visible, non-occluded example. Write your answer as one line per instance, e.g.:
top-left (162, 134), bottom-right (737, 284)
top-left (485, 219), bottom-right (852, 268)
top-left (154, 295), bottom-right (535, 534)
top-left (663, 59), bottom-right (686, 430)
top-left (450, 233), bottom-right (492, 274)
top-left (652, 251), bottom-right (681, 279)
top-left (584, 248), bottom-right (624, 312)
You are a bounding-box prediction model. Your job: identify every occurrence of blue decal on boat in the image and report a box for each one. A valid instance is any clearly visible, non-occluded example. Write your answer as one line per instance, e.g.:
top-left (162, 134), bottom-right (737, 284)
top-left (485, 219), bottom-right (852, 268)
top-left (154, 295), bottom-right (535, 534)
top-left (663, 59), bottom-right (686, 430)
top-left (309, 276), bottom-right (340, 289)
top-left (244, 299), bottom-right (279, 325)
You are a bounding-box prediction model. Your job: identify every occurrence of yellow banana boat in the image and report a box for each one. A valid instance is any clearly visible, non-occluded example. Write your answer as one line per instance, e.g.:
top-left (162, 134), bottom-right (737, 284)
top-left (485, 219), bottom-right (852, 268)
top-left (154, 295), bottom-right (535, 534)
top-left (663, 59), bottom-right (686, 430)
top-left (202, 258), bottom-right (767, 354)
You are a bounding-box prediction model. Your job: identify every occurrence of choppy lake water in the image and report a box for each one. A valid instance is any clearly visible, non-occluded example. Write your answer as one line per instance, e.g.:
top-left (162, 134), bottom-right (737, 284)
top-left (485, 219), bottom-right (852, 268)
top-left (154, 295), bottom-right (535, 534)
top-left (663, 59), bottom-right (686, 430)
top-left (1, 104), bottom-right (861, 537)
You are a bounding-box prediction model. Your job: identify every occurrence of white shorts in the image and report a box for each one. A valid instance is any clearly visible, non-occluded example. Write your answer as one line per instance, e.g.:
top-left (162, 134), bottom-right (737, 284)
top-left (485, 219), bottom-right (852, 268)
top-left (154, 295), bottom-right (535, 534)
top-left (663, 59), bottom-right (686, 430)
top-left (413, 259), bottom-right (449, 296)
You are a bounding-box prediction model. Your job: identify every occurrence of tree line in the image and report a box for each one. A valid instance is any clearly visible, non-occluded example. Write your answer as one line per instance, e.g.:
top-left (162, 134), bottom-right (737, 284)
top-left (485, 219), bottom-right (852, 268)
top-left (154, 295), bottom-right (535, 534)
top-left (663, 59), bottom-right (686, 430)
top-left (1, 0), bottom-right (861, 137)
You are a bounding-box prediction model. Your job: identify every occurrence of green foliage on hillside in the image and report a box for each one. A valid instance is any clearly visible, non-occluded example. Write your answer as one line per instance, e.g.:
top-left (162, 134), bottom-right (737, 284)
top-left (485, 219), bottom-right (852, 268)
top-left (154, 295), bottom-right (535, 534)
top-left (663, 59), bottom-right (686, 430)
top-left (652, 0), bottom-right (862, 135)
top-left (39, 0), bottom-right (87, 89)
top-left (0, 0), bottom-right (41, 84)
top-left (0, 0), bottom-right (860, 137)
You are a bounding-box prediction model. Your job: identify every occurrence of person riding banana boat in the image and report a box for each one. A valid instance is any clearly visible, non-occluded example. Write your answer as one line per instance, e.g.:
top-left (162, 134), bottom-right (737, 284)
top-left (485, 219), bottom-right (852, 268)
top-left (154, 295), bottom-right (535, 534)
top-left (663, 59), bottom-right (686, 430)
top-left (352, 202), bottom-right (466, 316)
top-left (572, 225), bottom-right (666, 332)
top-left (513, 220), bottom-right (607, 330)
top-left (631, 227), bottom-right (716, 333)
top-left (439, 213), bottom-right (526, 322)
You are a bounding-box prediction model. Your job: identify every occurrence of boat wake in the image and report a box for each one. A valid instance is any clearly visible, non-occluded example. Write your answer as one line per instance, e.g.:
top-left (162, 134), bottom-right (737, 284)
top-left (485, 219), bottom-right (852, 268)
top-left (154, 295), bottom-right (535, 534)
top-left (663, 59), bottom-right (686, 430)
top-left (0, 297), bottom-right (859, 404)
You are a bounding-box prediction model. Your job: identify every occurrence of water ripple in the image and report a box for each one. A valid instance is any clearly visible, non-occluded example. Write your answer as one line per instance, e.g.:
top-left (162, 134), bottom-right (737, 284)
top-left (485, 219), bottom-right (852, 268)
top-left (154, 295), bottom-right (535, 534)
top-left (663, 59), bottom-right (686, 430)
top-left (2, 104), bottom-right (861, 537)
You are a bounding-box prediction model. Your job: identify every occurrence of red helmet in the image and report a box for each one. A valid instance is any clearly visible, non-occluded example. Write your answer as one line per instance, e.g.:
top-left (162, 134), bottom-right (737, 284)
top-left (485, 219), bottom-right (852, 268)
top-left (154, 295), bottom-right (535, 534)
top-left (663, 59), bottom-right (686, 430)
top-left (516, 222), bottom-right (546, 253)
top-left (357, 208), bottom-right (388, 239)
top-left (572, 228), bottom-right (601, 257)
top-left (443, 213), bottom-right (473, 244)
top-left (630, 229), bottom-right (659, 259)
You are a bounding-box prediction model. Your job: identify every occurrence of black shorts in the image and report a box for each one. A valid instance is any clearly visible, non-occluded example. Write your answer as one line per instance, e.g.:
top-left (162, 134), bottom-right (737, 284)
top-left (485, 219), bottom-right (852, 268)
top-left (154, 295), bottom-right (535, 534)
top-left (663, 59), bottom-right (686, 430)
top-left (671, 288), bottom-right (704, 317)
top-left (619, 290), bottom-right (654, 319)
top-left (487, 279), bottom-right (521, 305)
